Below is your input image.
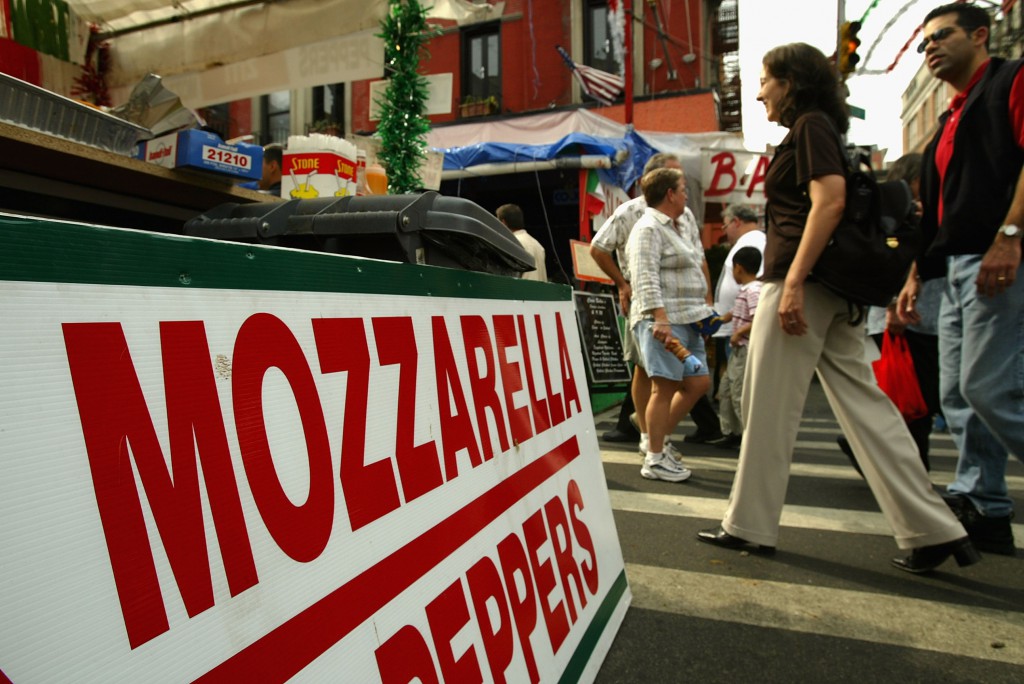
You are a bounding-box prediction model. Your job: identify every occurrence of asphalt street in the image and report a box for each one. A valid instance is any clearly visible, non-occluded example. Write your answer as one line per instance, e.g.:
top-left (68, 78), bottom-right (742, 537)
top-left (591, 378), bottom-right (1024, 684)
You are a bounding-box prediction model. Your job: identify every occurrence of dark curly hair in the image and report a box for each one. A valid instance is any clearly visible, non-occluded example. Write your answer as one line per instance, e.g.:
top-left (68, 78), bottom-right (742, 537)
top-left (762, 42), bottom-right (850, 134)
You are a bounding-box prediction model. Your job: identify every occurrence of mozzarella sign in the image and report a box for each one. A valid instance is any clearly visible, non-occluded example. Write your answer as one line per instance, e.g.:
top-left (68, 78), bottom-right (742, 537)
top-left (0, 215), bottom-right (630, 683)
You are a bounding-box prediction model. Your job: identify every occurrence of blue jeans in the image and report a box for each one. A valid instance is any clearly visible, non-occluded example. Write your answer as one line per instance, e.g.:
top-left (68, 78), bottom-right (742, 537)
top-left (940, 255), bottom-right (1024, 517)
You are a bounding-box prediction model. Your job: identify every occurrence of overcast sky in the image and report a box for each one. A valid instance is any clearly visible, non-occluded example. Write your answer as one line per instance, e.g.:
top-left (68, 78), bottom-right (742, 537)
top-left (739, 0), bottom-right (933, 161)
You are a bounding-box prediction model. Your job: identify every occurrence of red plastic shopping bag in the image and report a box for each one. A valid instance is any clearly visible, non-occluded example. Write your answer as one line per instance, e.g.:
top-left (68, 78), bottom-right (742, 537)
top-left (872, 331), bottom-right (929, 420)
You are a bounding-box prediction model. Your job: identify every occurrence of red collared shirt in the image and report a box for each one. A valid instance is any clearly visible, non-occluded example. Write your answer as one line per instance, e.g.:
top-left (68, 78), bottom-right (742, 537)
top-left (935, 59), bottom-right (1024, 223)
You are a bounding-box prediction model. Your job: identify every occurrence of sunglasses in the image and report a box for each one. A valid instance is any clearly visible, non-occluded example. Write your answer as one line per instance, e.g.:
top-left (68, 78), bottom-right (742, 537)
top-left (916, 25), bottom-right (964, 53)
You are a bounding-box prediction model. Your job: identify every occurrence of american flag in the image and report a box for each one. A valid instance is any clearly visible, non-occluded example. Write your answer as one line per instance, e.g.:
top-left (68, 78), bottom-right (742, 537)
top-left (556, 45), bottom-right (625, 106)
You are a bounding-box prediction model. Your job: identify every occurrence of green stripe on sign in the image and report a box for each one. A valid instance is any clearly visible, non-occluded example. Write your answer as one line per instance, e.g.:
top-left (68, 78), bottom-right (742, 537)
top-left (559, 569), bottom-right (629, 684)
top-left (0, 215), bottom-right (569, 301)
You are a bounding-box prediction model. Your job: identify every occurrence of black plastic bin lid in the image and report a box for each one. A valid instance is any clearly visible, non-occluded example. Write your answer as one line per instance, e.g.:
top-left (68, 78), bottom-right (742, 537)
top-left (184, 192), bottom-right (535, 278)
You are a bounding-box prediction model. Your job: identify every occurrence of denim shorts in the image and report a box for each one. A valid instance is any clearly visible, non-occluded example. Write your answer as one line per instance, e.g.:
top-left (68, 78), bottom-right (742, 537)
top-left (633, 320), bottom-right (708, 381)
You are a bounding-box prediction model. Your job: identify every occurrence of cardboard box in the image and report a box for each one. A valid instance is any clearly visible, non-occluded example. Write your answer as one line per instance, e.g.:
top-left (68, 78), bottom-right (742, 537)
top-left (136, 129), bottom-right (263, 181)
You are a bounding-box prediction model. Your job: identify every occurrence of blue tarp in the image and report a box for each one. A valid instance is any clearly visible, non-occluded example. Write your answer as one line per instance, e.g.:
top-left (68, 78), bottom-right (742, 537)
top-left (434, 127), bottom-right (658, 191)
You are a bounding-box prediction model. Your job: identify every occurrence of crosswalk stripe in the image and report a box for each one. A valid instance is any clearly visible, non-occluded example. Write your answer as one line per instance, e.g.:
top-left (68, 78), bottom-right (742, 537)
top-left (603, 451), bottom-right (864, 479)
top-left (610, 489), bottom-right (891, 536)
top-left (606, 489), bottom-right (1024, 540)
top-left (599, 449), bottom-right (1024, 489)
top-left (625, 562), bottom-right (1024, 665)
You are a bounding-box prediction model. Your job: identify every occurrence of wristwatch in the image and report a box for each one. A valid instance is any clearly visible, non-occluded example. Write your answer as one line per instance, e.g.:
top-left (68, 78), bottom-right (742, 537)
top-left (998, 224), bottom-right (1021, 238)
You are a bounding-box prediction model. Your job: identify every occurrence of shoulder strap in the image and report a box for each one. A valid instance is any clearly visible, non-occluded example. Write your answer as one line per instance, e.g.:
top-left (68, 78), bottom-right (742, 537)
top-left (818, 114), bottom-right (858, 175)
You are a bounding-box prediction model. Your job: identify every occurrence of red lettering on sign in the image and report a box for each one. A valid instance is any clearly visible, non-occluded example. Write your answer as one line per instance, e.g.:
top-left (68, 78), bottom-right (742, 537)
top-left (426, 578), bottom-right (483, 683)
top-left (517, 315), bottom-right (551, 435)
top-left (199, 438), bottom-right (580, 682)
top-left (747, 154), bottom-right (770, 198)
top-left (496, 532), bottom-right (540, 684)
top-left (567, 480), bottom-right (599, 594)
top-left (462, 315), bottom-right (511, 460)
top-left (494, 315), bottom-right (533, 447)
top-left (372, 316), bottom-right (443, 503)
top-left (312, 317), bottom-right (400, 530)
top-left (375, 625), bottom-right (440, 684)
top-left (543, 495), bottom-right (586, 624)
top-left (555, 312), bottom-right (582, 422)
top-left (64, 307), bottom-right (593, 661)
top-left (372, 478), bottom-right (598, 684)
top-left (706, 151), bottom-right (738, 197)
top-left (533, 315), bottom-right (564, 427)
top-left (433, 316), bottom-right (483, 479)
top-left (234, 314), bottom-right (334, 561)
top-left (523, 509), bottom-right (570, 654)
top-left (467, 556), bottom-right (515, 684)
top-left (62, 321), bottom-right (256, 649)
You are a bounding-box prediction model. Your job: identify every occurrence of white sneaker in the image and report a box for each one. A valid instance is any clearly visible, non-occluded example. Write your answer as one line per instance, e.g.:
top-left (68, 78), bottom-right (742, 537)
top-left (664, 441), bottom-right (683, 465)
top-left (640, 452), bottom-right (692, 482)
top-left (639, 439), bottom-right (683, 465)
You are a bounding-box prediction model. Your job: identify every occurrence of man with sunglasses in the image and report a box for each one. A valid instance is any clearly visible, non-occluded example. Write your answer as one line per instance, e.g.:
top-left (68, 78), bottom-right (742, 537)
top-left (897, 3), bottom-right (1024, 556)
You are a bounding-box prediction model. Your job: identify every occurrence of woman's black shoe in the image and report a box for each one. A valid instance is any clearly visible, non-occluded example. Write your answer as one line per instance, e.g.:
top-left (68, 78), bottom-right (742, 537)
top-left (683, 429), bottom-right (723, 444)
top-left (602, 427), bottom-right (641, 443)
top-left (696, 526), bottom-right (775, 554)
top-left (891, 536), bottom-right (981, 573)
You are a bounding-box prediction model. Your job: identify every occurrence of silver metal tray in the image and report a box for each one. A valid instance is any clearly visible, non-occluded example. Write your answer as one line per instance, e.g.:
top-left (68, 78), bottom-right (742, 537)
top-left (0, 72), bottom-right (151, 155)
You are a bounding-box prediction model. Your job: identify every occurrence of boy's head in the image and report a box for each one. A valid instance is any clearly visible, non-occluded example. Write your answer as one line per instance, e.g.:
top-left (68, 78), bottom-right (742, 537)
top-left (496, 203), bottom-right (525, 230)
top-left (260, 144), bottom-right (284, 190)
top-left (732, 246), bottom-right (762, 283)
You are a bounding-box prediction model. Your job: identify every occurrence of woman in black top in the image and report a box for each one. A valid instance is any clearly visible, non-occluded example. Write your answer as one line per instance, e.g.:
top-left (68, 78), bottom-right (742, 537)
top-left (696, 43), bottom-right (977, 573)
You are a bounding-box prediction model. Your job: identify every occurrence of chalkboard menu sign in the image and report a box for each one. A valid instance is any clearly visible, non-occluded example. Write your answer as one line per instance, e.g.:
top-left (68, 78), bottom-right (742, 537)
top-left (573, 291), bottom-right (632, 384)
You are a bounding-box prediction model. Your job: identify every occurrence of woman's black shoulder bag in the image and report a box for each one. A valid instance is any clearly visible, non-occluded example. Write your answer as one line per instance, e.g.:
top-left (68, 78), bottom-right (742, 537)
top-left (810, 123), bottom-right (922, 310)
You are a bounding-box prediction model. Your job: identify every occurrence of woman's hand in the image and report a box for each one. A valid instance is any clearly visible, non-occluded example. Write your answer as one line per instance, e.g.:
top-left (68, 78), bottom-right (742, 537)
top-left (896, 267), bottom-right (922, 325)
top-left (652, 320), bottom-right (672, 343)
top-left (617, 282), bottom-right (633, 316)
top-left (778, 280), bottom-right (807, 335)
top-left (884, 304), bottom-right (907, 335)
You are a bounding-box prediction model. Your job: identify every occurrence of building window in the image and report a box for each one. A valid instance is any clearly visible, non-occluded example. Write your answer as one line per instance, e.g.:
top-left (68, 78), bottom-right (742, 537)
top-left (461, 22), bottom-right (501, 105)
top-left (312, 83), bottom-right (344, 133)
top-left (909, 112), bottom-right (920, 143)
top-left (584, 0), bottom-right (618, 74)
top-left (261, 90), bottom-right (291, 145)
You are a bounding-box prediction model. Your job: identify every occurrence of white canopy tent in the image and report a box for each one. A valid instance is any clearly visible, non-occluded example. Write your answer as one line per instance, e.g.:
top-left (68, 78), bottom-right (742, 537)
top-left (54, 0), bottom-right (504, 106)
top-left (428, 108), bottom-right (747, 188)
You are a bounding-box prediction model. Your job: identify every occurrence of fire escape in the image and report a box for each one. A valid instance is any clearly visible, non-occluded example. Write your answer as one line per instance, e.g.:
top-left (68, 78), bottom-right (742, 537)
top-left (710, 0), bottom-right (741, 132)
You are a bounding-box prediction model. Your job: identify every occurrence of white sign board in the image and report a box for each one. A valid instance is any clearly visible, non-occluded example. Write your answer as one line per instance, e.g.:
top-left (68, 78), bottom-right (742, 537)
top-left (0, 216), bottom-right (630, 683)
top-left (701, 148), bottom-right (771, 206)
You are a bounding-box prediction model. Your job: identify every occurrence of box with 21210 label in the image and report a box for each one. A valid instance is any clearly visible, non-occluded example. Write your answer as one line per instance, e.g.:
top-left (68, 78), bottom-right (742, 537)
top-left (135, 128), bottom-right (263, 181)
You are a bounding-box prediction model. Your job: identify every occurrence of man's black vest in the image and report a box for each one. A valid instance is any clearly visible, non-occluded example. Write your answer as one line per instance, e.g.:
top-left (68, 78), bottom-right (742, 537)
top-left (920, 57), bottom-right (1024, 270)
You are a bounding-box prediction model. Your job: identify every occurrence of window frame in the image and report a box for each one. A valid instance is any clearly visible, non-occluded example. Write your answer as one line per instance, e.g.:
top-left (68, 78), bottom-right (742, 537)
top-left (583, 0), bottom-right (618, 74)
top-left (260, 90), bottom-right (291, 145)
top-left (460, 21), bottom-right (502, 106)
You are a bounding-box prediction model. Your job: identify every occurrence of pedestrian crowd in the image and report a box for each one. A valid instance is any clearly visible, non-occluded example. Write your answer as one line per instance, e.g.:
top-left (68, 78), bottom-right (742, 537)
top-left (593, 2), bottom-right (1021, 572)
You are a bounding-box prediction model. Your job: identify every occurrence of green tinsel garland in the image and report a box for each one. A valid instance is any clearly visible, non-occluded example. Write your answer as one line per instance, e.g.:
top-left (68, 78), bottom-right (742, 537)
top-left (375, 0), bottom-right (436, 194)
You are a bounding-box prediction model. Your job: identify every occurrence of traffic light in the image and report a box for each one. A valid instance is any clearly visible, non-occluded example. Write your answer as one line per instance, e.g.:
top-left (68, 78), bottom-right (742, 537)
top-left (839, 21), bottom-right (862, 78)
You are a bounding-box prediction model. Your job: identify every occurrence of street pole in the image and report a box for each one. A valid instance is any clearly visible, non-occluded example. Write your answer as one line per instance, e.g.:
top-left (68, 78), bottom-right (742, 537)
top-left (837, 0), bottom-right (845, 47)
top-left (625, 0), bottom-right (634, 126)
